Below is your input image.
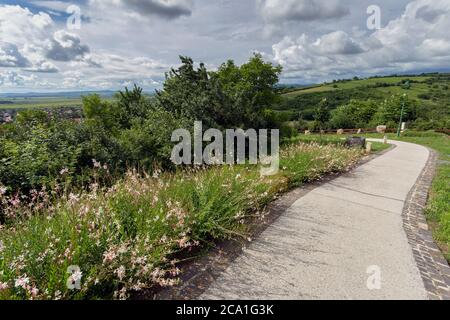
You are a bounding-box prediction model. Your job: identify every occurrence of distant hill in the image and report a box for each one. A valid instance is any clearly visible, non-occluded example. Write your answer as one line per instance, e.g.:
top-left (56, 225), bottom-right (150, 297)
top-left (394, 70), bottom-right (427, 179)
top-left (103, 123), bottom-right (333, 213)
top-left (273, 73), bottom-right (450, 128)
top-left (0, 90), bottom-right (117, 99)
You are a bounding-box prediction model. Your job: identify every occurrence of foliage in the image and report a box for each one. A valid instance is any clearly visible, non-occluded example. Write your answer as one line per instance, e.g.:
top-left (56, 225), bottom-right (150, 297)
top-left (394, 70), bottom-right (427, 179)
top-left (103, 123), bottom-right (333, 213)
top-left (0, 142), bottom-right (362, 300)
top-left (330, 99), bottom-right (378, 129)
top-left (156, 54), bottom-right (282, 129)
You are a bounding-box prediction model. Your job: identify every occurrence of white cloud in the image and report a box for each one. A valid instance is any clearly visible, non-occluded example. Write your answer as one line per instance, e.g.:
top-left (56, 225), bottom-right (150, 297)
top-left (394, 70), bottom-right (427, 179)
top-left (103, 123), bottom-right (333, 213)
top-left (0, 71), bottom-right (37, 87)
top-left (1, 0), bottom-right (450, 91)
top-left (0, 5), bottom-right (53, 46)
top-left (268, 0), bottom-right (450, 81)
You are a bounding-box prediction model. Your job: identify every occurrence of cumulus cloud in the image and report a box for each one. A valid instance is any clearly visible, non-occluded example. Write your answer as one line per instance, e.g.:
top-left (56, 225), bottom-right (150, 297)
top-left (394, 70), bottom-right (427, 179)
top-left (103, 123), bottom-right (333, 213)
top-left (314, 31), bottom-right (364, 55)
top-left (268, 0), bottom-right (450, 81)
top-left (259, 0), bottom-right (349, 23)
top-left (0, 5), bottom-right (53, 46)
top-left (0, 71), bottom-right (36, 87)
top-left (0, 43), bottom-right (30, 68)
top-left (45, 31), bottom-right (90, 62)
top-left (24, 60), bottom-right (59, 73)
top-left (0, 5), bottom-right (57, 72)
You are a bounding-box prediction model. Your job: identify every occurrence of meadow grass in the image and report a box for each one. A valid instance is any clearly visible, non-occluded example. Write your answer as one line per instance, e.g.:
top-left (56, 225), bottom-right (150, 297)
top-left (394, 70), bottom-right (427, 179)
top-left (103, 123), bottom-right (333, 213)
top-left (284, 134), bottom-right (391, 153)
top-left (284, 76), bottom-right (431, 97)
top-left (0, 142), bottom-right (363, 300)
top-left (0, 98), bottom-right (83, 110)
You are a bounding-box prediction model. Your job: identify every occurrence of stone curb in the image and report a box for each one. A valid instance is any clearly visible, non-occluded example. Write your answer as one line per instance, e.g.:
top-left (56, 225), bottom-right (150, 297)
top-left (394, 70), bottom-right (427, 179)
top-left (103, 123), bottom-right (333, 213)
top-left (402, 149), bottom-right (450, 300)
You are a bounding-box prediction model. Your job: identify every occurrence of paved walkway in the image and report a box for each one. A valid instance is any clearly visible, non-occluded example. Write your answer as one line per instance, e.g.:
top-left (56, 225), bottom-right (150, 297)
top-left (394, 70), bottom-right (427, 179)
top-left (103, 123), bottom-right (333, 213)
top-left (201, 140), bottom-right (432, 300)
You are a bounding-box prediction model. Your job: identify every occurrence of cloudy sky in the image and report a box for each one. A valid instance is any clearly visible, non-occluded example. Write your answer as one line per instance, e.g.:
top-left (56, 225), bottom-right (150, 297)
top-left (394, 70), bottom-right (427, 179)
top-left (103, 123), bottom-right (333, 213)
top-left (0, 0), bottom-right (449, 92)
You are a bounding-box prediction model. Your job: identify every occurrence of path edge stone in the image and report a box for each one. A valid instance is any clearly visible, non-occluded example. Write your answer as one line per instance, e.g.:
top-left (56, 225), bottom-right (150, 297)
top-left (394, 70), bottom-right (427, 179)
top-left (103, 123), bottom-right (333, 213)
top-left (402, 148), bottom-right (450, 300)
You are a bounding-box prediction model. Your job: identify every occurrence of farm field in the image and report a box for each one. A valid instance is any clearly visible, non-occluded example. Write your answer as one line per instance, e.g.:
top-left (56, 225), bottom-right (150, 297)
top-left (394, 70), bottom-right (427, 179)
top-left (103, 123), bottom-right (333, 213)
top-left (284, 76), bottom-right (432, 97)
top-left (0, 97), bottom-right (83, 109)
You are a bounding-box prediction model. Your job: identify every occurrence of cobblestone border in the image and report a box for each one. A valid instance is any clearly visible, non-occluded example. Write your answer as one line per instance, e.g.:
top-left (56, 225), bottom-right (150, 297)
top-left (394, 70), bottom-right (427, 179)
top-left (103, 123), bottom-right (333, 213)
top-left (402, 149), bottom-right (450, 300)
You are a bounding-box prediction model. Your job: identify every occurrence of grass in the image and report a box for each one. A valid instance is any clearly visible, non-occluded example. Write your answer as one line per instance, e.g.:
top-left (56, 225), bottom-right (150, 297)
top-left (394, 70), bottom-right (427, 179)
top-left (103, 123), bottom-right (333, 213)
top-left (0, 142), bottom-right (363, 300)
top-left (284, 76), bottom-right (432, 97)
top-left (0, 98), bottom-right (83, 110)
top-left (285, 134), bottom-right (391, 153)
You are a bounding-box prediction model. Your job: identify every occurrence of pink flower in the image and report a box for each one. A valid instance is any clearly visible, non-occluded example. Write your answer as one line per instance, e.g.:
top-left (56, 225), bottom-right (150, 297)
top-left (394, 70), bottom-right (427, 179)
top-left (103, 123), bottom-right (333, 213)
top-left (30, 286), bottom-right (39, 297)
top-left (0, 282), bottom-right (9, 291)
top-left (103, 250), bottom-right (117, 263)
top-left (115, 266), bottom-right (126, 281)
top-left (14, 275), bottom-right (30, 289)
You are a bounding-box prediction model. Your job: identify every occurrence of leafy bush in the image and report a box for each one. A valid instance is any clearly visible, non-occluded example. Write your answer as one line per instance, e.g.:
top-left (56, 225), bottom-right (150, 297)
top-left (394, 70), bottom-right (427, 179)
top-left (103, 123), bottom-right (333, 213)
top-left (330, 99), bottom-right (378, 129)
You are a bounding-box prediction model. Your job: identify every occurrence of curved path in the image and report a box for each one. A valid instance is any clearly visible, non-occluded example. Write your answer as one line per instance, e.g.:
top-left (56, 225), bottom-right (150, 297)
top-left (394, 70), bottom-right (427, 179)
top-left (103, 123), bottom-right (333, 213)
top-left (200, 140), bottom-right (437, 300)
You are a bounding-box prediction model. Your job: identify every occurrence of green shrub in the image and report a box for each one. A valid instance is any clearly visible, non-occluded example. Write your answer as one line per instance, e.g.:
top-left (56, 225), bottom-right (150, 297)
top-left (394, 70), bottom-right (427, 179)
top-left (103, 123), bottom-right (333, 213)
top-left (0, 142), bottom-right (362, 300)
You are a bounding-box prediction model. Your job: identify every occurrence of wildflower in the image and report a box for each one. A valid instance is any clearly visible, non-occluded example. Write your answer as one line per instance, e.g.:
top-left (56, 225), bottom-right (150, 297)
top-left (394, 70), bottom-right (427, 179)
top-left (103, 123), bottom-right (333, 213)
top-left (235, 173), bottom-right (241, 180)
top-left (30, 286), bottom-right (39, 298)
top-left (10, 196), bottom-right (20, 207)
top-left (0, 186), bottom-right (6, 196)
top-left (68, 193), bottom-right (80, 205)
top-left (54, 290), bottom-right (62, 300)
top-left (92, 159), bottom-right (101, 168)
top-left (115, 266), bottom-right (126, 281)
top-left (59, 168), bottom-right (69, 175)
top-left (152, 169), bottom-right (161, 179)
top-left (14, 275), bottom-right (30, 289)
top-left (177, 236), bottom-right (190, 248)
top-left (71, 270), bottom-right (83, 283)
top-left (0, 240), bottom-right (4, 253)
top-left (114, 287), bottom-right (128, 300)
top-left (0, 282), bottom-right (9, 291)
top-left (103, 250), bottom-right (117, 263)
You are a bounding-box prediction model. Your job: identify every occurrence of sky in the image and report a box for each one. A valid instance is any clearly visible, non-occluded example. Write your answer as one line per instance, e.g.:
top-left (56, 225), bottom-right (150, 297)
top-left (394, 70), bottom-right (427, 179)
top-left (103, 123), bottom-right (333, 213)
top-left (0, 0), bottom-right (449, 93)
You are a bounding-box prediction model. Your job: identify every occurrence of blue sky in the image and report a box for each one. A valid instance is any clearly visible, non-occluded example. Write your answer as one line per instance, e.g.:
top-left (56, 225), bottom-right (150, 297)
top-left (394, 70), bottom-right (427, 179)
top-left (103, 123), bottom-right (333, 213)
top-left (1, 0), bottom-right (450, 92)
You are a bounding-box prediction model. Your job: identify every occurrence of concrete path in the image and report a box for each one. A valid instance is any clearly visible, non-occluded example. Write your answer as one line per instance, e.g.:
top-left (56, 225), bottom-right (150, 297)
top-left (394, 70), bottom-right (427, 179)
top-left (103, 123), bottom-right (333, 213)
top-left (201, 140), bottom-right (431, 300)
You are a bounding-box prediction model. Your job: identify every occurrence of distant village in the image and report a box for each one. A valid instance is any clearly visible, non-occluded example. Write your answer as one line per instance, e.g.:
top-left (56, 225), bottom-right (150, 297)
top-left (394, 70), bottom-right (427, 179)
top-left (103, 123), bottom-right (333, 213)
top-left (0, 107), bottom-right (83, 124)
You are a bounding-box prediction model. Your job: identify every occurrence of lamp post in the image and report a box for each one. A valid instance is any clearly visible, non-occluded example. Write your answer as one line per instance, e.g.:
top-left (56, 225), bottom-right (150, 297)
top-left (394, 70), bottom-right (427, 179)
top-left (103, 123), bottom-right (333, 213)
top-left (397, 94), bottom-right (406, 138)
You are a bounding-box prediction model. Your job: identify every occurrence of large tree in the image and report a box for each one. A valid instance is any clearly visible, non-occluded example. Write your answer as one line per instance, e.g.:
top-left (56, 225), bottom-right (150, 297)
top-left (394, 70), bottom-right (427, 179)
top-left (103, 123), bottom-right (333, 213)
top-left (156, 54), bottom-right (282, 129)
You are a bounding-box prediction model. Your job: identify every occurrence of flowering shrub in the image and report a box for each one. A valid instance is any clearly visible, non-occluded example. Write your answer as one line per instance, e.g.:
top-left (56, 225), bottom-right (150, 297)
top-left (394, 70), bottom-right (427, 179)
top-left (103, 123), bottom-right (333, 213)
top-left (0, 142), bottom-right (362, 300)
